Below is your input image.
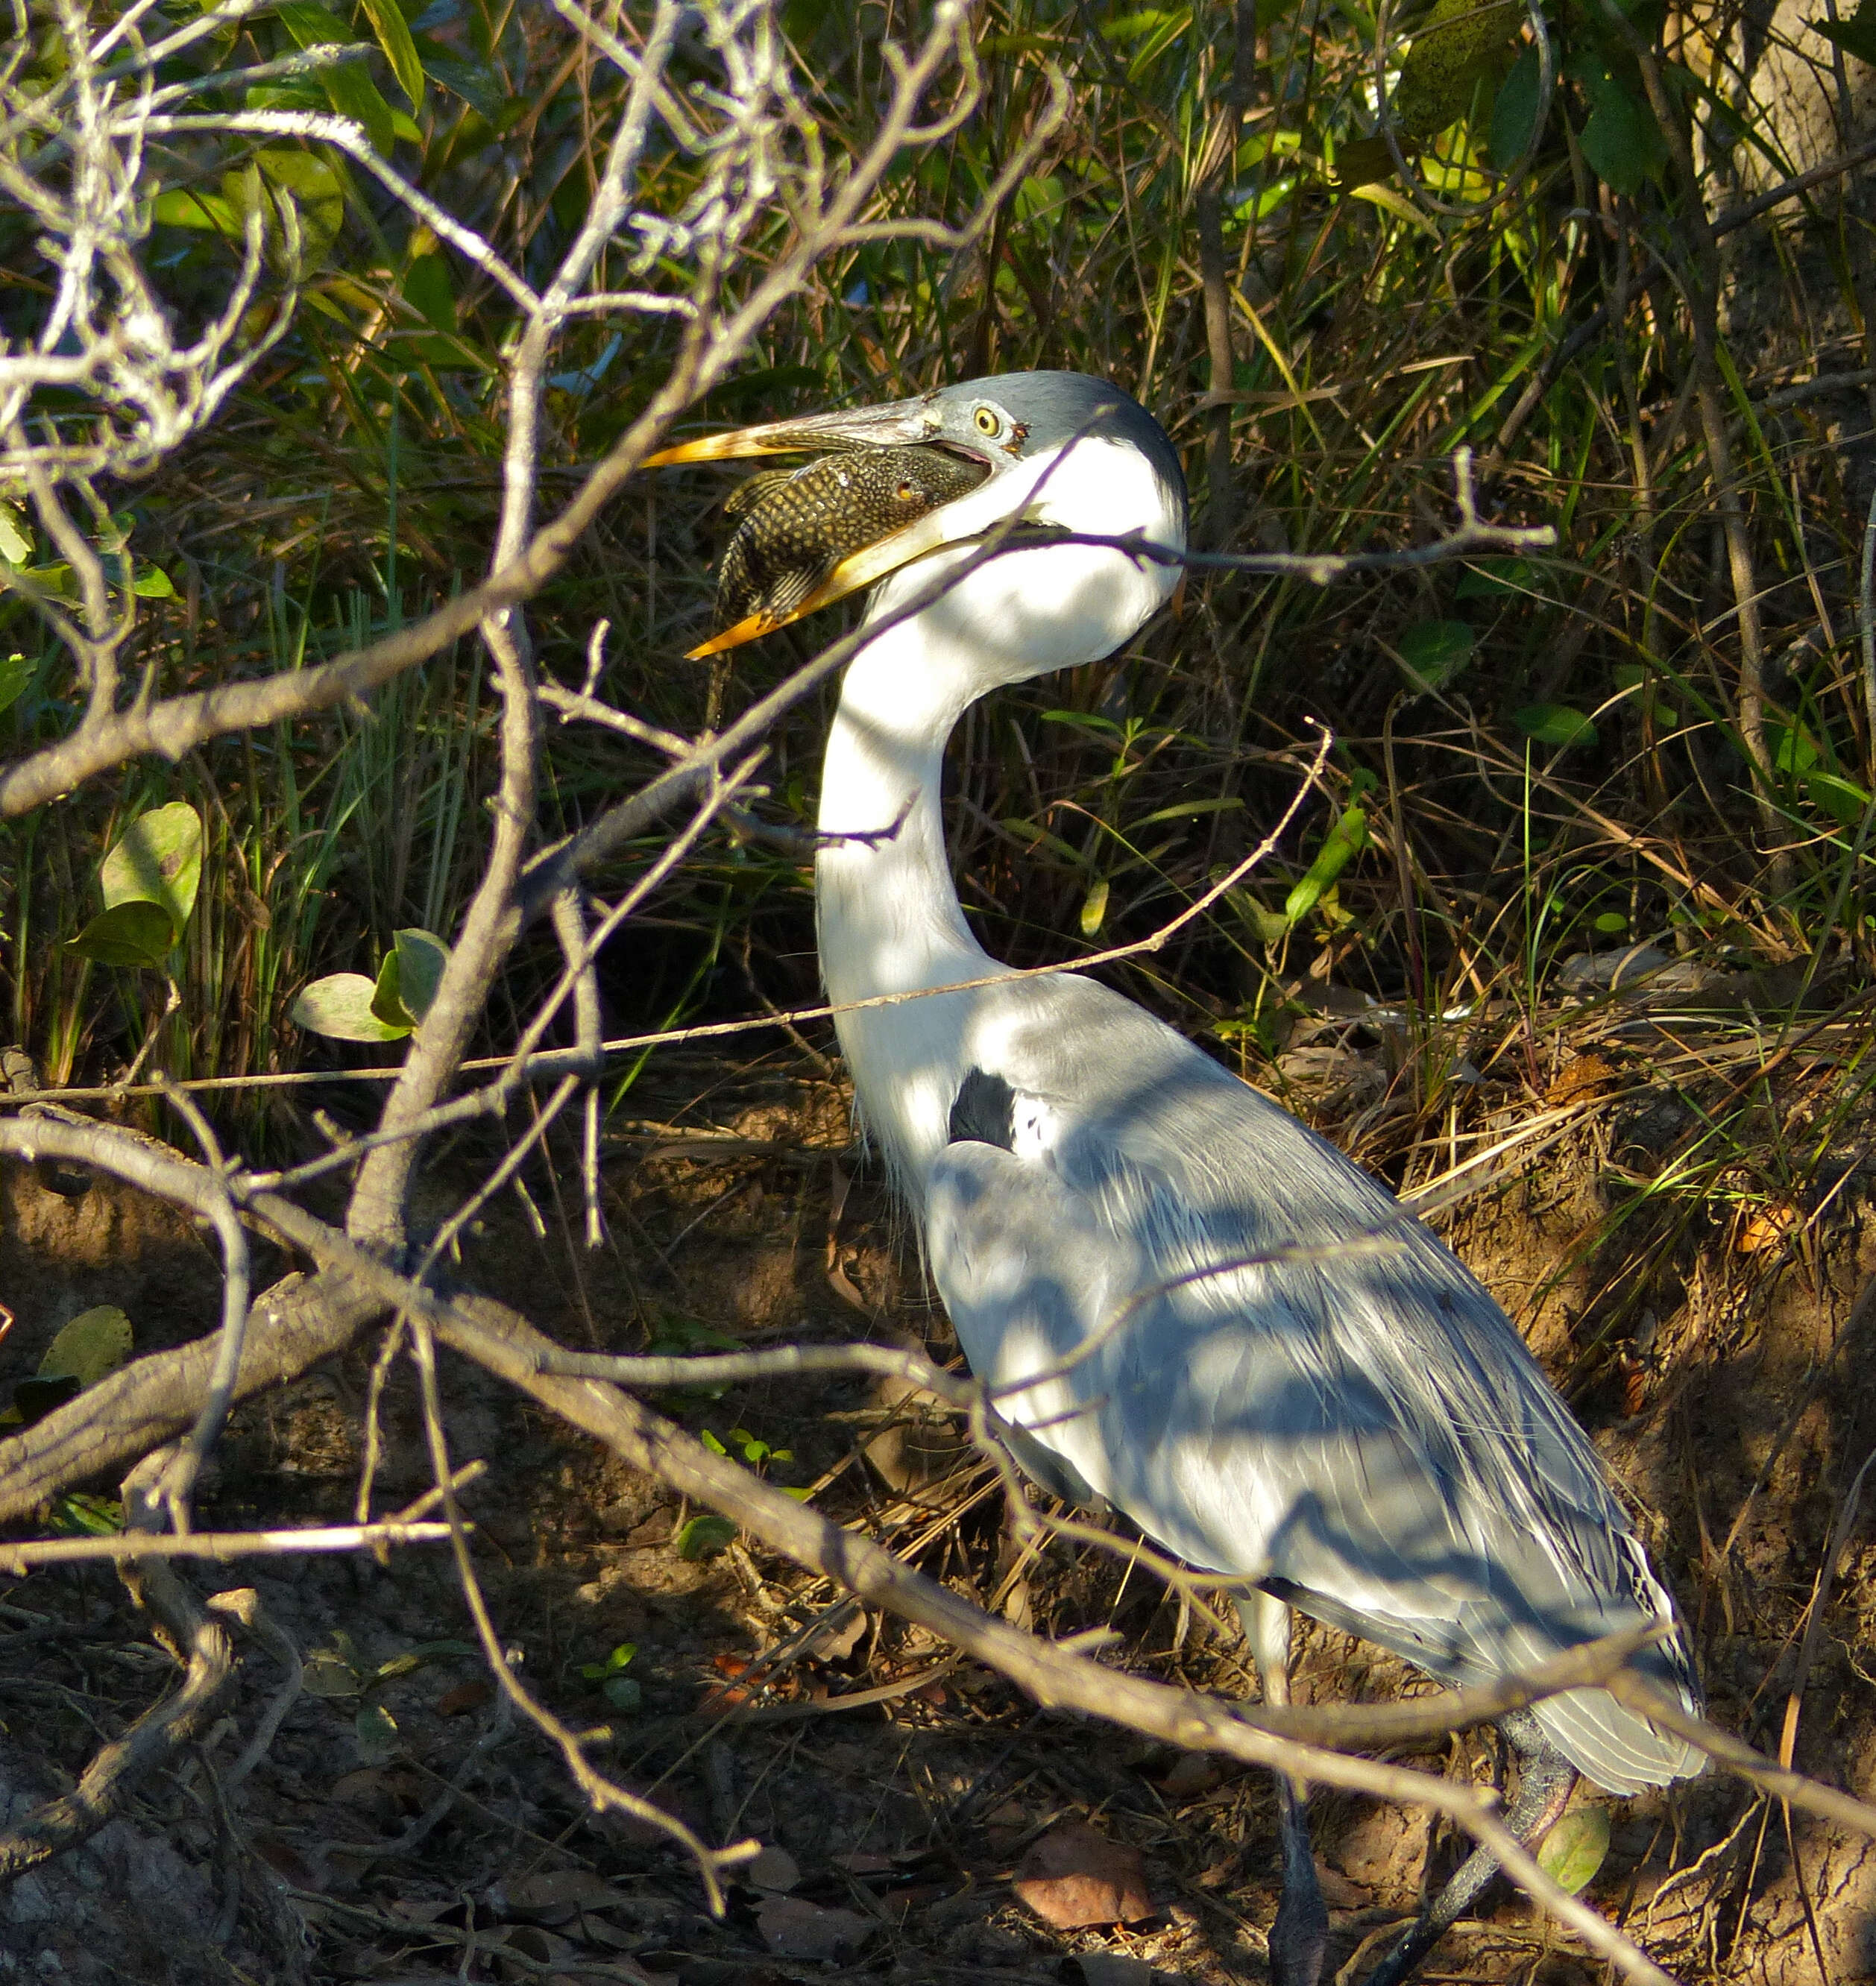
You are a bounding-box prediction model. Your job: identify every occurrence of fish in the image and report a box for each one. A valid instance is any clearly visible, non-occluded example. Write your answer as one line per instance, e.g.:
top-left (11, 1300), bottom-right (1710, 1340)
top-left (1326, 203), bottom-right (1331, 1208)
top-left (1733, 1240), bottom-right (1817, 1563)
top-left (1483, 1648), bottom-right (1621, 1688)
top-left (714, 444), bottom-right (987, 634)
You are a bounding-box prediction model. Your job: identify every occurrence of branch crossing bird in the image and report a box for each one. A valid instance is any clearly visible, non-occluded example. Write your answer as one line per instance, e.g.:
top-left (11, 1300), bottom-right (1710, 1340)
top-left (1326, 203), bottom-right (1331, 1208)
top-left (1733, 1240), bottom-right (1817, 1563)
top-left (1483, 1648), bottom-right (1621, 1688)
top-left (649, 371), bottom-right (1704, 1986)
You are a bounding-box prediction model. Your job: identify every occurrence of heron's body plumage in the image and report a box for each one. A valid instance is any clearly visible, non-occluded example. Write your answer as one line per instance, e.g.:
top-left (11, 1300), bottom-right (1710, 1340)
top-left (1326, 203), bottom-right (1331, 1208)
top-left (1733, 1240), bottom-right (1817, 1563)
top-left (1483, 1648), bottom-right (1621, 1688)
top-left (803, 372), bottom-right (1702, 1799)
top-left (661, 369), bottom-right (1702, 1982)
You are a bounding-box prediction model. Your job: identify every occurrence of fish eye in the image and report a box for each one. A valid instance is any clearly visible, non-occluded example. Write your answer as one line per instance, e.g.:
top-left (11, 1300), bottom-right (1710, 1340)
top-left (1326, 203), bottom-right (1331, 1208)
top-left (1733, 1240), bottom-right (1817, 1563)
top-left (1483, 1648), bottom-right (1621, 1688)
top-left (895, 481), bottom-right (916, 500)
top-left (974, 406), bottom-right (1002, 438)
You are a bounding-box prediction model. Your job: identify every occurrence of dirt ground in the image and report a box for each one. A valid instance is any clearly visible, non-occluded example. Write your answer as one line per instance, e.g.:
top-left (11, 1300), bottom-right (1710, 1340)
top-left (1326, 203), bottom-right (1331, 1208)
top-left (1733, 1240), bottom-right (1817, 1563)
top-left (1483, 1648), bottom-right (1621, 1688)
top-left (2, 1000), bottom-right (1875, 1986)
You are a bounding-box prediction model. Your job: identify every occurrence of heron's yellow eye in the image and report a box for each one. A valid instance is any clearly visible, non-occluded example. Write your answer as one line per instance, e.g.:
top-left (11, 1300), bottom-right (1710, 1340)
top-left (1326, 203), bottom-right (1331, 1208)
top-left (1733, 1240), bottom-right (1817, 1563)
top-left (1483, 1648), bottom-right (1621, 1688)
top-left (974, 406), bottom-right (1002, 438)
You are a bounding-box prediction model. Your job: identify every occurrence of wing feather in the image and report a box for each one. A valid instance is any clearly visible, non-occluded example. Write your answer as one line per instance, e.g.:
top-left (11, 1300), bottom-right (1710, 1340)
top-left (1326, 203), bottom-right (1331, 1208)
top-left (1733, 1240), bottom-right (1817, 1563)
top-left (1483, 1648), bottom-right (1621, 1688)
top-left (930, 974), bottom-right (1703, 1791)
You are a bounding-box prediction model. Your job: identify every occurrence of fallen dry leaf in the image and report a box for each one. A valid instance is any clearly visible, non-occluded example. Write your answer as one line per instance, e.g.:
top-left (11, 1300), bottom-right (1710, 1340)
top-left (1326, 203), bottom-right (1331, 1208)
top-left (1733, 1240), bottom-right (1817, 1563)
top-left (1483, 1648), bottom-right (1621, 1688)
top-left (436, 1677), bottom-right (494, 1717)
top-left (1077, 1954), bottom-right (1156, 1986)
top-left (742, 1844), bottom-right (800, 1892)
top-left (491, 1867), bottom-right (635, 1922)
top-left (1158, 1752), bottom-right (1226, 1800)
top-left (1739, 1204), bottom-right (1797, 1254)
top-left (1314, 1860), bottom-right (1371, 1909)
top-left (756, 1894), bottom-right (871, 1961)
top-left (1013, 1822), bottom-right (1153, 1929)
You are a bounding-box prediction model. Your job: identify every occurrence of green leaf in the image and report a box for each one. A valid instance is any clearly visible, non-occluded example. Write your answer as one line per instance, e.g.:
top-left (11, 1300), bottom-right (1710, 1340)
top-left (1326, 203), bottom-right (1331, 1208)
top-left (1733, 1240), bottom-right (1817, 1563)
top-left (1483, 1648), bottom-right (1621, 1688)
top-left (1455, 555), bottom-right (1537, 599)
top-left (1330, 134), bottom-right (1405, 189)
top-left (10, 1375), bottom-right (82, 1425)
top-left (675, 1514), bottom-right (737, 1560)
top-left (132, 564), bottom-right (175, 599)
top-left (1285, 804), bottom-right (1369, 924)
top-left (303, 1646), bottom-right (363, 1696)
top-left (417, 46), bottom-right (506, 121)
top-left (0, 652), bottom-right (31, 715)
top-left (403, 253), bottom-right (456, 332)
top-left (1514, 703), bottom-right (1598, 748)
top-left (1808, 771), bottom-right (1872, 824)
top-left (699, 1428), bottom-right (728, 1455)
top-left (101, 801), bottom-right (204, 933)
top-left (1080, 875), bottom-right (1110, 938)
top-left (1537, 1806), bottom-right (1611, 1895)
top-left (359, 0), bottom-right (424, 105)
top-left (323, 57), bottom-right (398, 154)
top-left (391, 928), bottom-right (450, 1022)
top-left (273, 0), bottom-right (356, 43)
top-left (602, 1674), bottom-right (642, 1712)
top-left (39, 1305), bottom-right (131, 1387)
top-left (1814, 14), bottom-right (1876, 65)
top-left (1593, 911), bottom-right (1629, 935)
top-left (1489, 41), bottom-right (1543, 167)
top-left (1393, 0), bottom-right (1522, 137)
top-left (0, 504), bottom-right (31, 564)
top-left (273, 7), bottom-right (397, 152)
top-left (291, 971), bottom-right (412, 1041)
top-left (48, 1492), bottom-right (122, 1536)
top-left (67, 899), bottom-right (177, 968)
top-left (1396, 619), bottom-right (1475, 691)
top-left (1577, 72), bottom-right (1667, 196)
top-left (151, 188), bottom-right (244, 232)
top-left (1768, 723), bottom-right (1819, 774)
top-left (256, 148), bottom-right (344, 201)
top-left (354, 1701), bottom-right (400, 1765)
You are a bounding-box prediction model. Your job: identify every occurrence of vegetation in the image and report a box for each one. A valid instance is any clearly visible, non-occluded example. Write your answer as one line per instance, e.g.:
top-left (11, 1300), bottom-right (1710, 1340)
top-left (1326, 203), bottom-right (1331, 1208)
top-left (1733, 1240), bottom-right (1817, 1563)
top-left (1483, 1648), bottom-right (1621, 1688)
top-left (3, 0), bottom-right (1876, 1975)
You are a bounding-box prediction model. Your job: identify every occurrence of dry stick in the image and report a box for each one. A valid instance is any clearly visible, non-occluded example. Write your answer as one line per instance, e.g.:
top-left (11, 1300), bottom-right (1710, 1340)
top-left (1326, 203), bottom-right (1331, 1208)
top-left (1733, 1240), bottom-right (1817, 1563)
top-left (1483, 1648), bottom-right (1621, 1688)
top-left (1, 1114), bottom-right (1866, 1958)
top-left (0, 1449), bottom-right (234, 1879)
top-left (429, 1296), bottom-right (1672, 1986)
top-left (0, 1520), bottom-right (455, 1571)
top-left (401, 1313), bottom-right (760, 1912)
top-left (148, 1079), bottom-right (250, 1531)
top-left (208, 1586), bottom-right (303, 1792)
top-left (0, 1), bottom-right (1043, 820)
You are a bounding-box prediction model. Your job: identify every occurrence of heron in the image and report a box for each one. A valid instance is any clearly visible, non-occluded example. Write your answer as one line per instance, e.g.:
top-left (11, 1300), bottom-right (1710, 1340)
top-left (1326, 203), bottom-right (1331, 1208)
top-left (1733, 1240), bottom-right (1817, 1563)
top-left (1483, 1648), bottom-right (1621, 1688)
top-left (649, 371), bottom-right (1704, 1985)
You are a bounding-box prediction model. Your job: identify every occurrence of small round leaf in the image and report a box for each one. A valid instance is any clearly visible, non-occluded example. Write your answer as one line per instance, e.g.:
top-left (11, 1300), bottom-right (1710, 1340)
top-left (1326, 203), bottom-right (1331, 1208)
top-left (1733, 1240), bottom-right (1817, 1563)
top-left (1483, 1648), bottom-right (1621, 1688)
top-left (67, 899), bottom-right (177, 968)
top-left (1514, 703), bottom-right (1597, 749)
top-left (37, 1305), bottom-right (132, 1387)
top-left (676, 1514), bottom-right (737, 1560)
top-left (292, 973), bottom-right (412, 1042)
top-left (101, 801), bottom-right (203, 933)
top-left (1537, 1805), bottom-right (1611, 1896)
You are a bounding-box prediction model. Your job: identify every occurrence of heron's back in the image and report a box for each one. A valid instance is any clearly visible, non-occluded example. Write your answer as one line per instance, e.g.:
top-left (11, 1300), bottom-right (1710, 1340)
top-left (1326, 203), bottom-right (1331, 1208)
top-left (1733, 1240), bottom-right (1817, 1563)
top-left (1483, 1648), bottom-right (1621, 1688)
top-left (913, 973), bottom-right (1704, 1793)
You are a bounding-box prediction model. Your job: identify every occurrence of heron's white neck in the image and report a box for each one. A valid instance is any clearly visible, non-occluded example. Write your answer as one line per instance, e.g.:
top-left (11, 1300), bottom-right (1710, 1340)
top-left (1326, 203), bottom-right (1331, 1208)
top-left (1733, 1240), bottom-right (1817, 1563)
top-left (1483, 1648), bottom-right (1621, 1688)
top-left (815, 650), bottom-right (983, 997)
top-left (813, 618), bottom-right (1003, 1186)
top-left (811, 438), bottom-right (1186, 1182)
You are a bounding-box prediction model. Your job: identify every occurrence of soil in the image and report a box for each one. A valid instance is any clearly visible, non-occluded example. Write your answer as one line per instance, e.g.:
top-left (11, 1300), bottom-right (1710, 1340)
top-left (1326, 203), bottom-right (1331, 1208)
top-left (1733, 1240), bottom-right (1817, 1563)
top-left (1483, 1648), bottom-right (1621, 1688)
top-left (1, 1019), bottom-right (1875, 1986)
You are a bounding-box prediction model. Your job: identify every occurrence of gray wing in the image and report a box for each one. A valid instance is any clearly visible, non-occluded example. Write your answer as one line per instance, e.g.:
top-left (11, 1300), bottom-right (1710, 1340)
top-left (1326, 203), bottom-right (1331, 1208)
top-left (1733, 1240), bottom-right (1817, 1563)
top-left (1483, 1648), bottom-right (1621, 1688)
top-left (928, 974), bottom-right (1703, 1794)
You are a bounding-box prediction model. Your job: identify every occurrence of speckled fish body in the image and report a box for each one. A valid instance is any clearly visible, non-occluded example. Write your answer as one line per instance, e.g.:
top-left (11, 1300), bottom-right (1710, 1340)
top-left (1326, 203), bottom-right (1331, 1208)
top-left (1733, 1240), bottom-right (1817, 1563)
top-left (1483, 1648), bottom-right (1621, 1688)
top-left (715, 445), bottom-right (987, 633)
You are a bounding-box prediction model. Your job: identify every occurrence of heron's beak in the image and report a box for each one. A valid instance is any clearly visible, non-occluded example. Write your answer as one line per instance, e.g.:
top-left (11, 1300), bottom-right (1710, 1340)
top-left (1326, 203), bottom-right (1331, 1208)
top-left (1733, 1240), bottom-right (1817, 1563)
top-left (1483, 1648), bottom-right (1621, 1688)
top-left (648, 395), bottom-right (1003, 658)
top-left (644, 393), bottom-right (936, 467)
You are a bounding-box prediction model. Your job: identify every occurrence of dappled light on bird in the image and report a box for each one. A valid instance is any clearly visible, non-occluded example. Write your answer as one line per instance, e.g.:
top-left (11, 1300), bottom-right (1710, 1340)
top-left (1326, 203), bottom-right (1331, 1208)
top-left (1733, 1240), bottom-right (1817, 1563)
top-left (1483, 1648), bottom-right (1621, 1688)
top-left (653, 370), bottom-right (1704, 1986)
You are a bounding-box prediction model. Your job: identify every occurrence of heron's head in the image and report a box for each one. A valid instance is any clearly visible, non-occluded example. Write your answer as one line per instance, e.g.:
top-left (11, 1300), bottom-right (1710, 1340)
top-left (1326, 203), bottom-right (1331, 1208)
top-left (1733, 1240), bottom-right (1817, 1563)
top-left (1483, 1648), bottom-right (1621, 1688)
top-left (648, 371), bottom-right (1189, 676)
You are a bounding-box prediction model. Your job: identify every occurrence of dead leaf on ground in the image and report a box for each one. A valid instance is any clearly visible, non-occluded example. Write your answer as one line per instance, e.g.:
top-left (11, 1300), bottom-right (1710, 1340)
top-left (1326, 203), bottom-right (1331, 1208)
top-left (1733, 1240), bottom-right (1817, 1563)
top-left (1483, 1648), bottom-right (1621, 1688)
top-left (1013, 1821), bottom-right (1153, 1928)
top-left (741, 1843), bottom-right (800, 1892)
top-left (1739, 1204), bottom-right (1798, 1254)
top-left (491, 1867), bottom-right (637, 1922)
top-left (1157, 1752), bottom-right (1226, 1799)
top-left (436, 1677), bottom-right (494, 1717)
top-left (1077, 1954), bottom-right (1157, 1986)
top-left (1314, 1860), bottom-right (1372, 1909)
top-left (756, 1894), bottom-right (871, 1960)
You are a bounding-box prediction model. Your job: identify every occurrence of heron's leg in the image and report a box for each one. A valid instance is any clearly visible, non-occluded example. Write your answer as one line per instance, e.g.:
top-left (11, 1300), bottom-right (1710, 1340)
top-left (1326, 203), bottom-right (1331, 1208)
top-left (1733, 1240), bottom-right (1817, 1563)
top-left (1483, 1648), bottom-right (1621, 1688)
top-left (1361, 1708), bottom-right (1577, 1986)
top-left (1240, 1590), bottom-right (1329, 1986)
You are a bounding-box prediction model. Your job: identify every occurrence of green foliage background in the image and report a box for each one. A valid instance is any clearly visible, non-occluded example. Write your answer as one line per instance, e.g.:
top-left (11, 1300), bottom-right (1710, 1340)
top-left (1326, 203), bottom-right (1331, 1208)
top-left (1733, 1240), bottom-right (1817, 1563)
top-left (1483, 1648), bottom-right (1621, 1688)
top-left (2, 0), bottom-right (1871, 1200)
